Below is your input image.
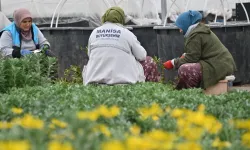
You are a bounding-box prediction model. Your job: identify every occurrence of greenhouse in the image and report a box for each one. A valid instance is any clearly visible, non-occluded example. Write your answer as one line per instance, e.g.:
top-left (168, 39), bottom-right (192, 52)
top-left (0, 0), bottom-right (250, 150)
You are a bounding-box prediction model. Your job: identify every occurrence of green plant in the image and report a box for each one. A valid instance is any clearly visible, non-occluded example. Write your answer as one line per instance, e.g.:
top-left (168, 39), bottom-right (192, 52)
top-left (0, 54), bottom-right (57, 93)
top-left (60, 65), bottom-right (83, 84)
top-left (152, 56), bottom-right (165, 83)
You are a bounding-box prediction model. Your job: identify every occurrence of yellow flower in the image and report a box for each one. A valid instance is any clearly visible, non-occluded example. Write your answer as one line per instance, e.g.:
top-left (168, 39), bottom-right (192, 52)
top-left (77, 111), bottom-right (99, 121)
top-left (138, 103), bottom-right (163, 120)
top-left (171, 109), bottom-right (185, 118)
top-left (175, 142), bottom-right (202, 150)
top-left (0, 122), bottom-right (13, 129)
top-left (12, 114), bottom-right (44, 129)
top-left (203, 116), bottom-right (222, 134)
top-left (11, 108), bottom-right (23, 114)
top-left (0, 140), bottom-right (30, 150)
top-left (186, 112), bottom-right (206, 126)
top-left (51, 119), bottom-right (68, 128)
top-left (129, 125), bottom-right (141, 135)
top-left (93, 124), bottom-right (111, 137)
top-left (48, 141), bottom-right (73, 150)
top-left (49, 124), bottom-right (56, 129)
top-left (206, 120), bottom-right (222, 134)
top-left (96, 105), bottom-right (120, 118)
top-left (242, 132), bottom-right (250, 148)
top-left (97, 105), bottom-right (110, 118)
top-left (126, 136), bottom-right (153, 150)
top-left (101, 140), bottom-right (125, 150)
top-left (152, 115), bottom-right (159, 121)
top-left (234, 120), bottom-right (250, 130)
top-left (145, 129), bottom-right (176, 142)
top-left (212, 138), bottom-right (231, 149)
top-left (178, 127), bottom-right (204, 141)
top-left (109, 105), bottom-right (120, 117)
top-left (99, 124), bottom-right (111, 137)
top-left (176, 118), bottom-right (189, 129)
top-left (197, 104), bottom-right (205, 112)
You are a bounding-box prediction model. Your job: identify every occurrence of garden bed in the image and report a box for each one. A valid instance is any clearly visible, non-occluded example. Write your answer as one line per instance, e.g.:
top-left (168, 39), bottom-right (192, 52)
top-left (0, 55), bottom-right (249, 150)
top-left (0, 82), bottom-right (250, 150)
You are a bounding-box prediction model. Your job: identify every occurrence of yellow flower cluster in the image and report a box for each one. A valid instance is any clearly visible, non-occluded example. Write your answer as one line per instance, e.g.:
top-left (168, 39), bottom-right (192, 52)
top-left (233, 119), bottom-right (250, 148)
top-left (129, 125), bottom-right (141, 135)
top-left (0, 140), bottom-right (30, 150)
top-left (171, 104), bottom-right (222, 139)
top-left (77, 105), bottom-right (120, 121)
top-left (101, 104), bottom-right (231, 150)
top-left (2, 104), bottom-right (250, 150)
top-left (171, 104), bottom-right (230, 149)
top-left (0, 114), bottom-right (44, 129)
top-left (102, 129), bottom-right (176, 150)
top-left (12, 114), bottom-right (44, 129)
top-left (93, 124), bottom-right (111, 137)
top-left (0, 122), bottom-right (13, 129)
top-left (212, 138), bottom-right (231, 150)
top-left (49, 119), bottom-right (68, 129)
top-left (137, 103), bottom-right (164, 121)
top-left (11, 107), bottom-right (23, 114)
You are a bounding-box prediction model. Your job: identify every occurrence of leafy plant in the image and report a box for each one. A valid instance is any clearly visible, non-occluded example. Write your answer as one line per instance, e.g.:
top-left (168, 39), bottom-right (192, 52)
top-left (0, 54), bottom-right (57, 93)
top-left (152, 56), bottom-right (165, 83)
top-left (59, 65), bottom-right (83, 84)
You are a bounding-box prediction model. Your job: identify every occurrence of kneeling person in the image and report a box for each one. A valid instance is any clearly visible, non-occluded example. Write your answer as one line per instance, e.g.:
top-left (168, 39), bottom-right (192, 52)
top-left (83, 7), bottom-right (160, 85)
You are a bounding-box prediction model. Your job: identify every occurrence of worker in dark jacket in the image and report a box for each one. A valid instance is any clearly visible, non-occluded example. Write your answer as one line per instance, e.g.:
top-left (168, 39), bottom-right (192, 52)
top-left (163, 10), bottom-right (237, 89)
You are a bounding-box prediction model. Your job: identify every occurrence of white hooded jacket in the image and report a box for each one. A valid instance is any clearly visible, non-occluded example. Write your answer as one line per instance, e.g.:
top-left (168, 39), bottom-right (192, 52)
top-left (83, 22), bottom-right (146, 85)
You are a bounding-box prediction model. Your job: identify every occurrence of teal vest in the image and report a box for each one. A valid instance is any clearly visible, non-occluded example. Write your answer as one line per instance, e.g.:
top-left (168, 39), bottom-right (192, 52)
top-left (1, 22), bottom-right (39, 48)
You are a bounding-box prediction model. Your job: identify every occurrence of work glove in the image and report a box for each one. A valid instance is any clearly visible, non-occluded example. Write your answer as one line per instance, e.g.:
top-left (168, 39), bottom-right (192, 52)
top-left (40, 44), bottom-right (56, 57)
top-left (12, 48), bottom-right (32, 58)
top-left (163, 59), bottom-right (175, 70)
top-left (40, 44), bottom-right (50, 54)
top-left (20, 49), bottom-right (32, 56)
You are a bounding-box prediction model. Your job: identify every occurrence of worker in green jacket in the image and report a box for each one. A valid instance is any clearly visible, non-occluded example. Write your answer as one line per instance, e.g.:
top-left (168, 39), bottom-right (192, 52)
top-left (163, 10), bottom-right (237, 89)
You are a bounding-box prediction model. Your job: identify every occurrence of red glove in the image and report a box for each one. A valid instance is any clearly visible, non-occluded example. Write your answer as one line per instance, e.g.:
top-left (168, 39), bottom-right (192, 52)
top-left (163, 60), bottom-right (174, 70)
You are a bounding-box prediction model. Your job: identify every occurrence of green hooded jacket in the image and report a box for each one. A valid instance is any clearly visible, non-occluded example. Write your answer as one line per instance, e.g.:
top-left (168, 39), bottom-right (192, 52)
top-left (175, 23), bottom-right (237, 89)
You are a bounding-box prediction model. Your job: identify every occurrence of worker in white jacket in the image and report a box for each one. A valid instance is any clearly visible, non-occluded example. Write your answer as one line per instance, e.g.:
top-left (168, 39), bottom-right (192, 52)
top-left (83, 7), bottom-right (160, 85)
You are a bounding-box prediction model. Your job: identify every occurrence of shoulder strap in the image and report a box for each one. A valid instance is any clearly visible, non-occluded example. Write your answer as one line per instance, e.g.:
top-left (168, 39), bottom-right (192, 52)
top-left (31, 25), bottom-right (40, 49)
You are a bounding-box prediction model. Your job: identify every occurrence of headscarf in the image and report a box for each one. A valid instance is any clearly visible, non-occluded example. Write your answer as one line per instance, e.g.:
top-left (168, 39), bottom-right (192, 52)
top-left (175, 10), bottom-right (202, 35)
top-left (101, 7), bottom-right (125, 25)
top-left (13, 8), bottom-right (33, 40)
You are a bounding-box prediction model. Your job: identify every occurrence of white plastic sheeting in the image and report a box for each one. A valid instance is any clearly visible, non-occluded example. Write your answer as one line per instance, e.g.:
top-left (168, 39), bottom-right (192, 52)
top-left (1, 0), bottom-right (250, 27)
top-left (0, 12), bottom-right (11, 30)
top-left (165, 0), bottom-right (250, 23)
top-left (1, 0), bottom-right (161, 26)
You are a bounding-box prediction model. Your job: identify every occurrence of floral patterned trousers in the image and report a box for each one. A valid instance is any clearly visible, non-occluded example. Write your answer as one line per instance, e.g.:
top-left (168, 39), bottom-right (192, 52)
top-left (140, 56), bottom-right (161, 82)
top-left (176, 63), bottom-right (202, 89)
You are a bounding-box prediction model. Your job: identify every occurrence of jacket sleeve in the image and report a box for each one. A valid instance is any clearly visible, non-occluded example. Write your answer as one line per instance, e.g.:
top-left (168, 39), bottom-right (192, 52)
top-left (175, 36), bottom-right (202, 68)
top-left (0, 31), bottom-right (14, 57)
top-left (129, 33), bottom-right (147, 61)
top-left (37, 29), bottom-right (50, 48)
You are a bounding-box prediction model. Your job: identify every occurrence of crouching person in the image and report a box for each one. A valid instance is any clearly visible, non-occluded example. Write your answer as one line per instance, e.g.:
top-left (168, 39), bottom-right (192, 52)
top-left (0, 8), bottom-right (54, 58)
top-left (163, 10), bottom-right (237, 90)
top-left (83, 7), bottom-right (160, 85)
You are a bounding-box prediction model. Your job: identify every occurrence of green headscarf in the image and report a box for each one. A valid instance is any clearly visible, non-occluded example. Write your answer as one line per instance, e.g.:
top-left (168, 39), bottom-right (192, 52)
top-left (101, 7), bottom-right (125, 25)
